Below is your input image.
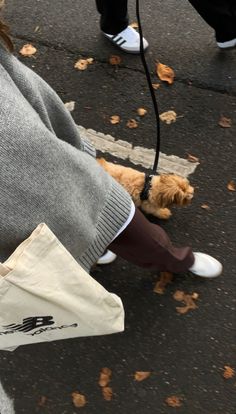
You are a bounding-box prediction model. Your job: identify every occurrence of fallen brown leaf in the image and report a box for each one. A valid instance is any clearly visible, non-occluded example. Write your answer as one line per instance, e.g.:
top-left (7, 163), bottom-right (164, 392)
top-left (187, 154), bottom-right (200, 163)
top-left (126, 119), bottom-right (138, 129)
top-left (110, 115), bottom-right (120, 124)
top-left (71, 392), bottom-right (87, 408)
top-left (99, 367), bottom-right (112, 387)
top-left (38, 396), bottom-right (47, 407)
top-left (223, 365), bottom-right (235, 379)
top-left (19, 44), bottom-right (37, 57)
top-left (165, 395), bottom-right (182, 407)
top-left (201, 204), bottom-right (211, 210)
top-left (134, 371), bottom-right (151, 381)
top-left (137, 107), bottom-right (147, 116)
top-left (159, 111), bottom-right (177, 124)
top-left (109, 55), bottom-right (122, 65)
top-left (102, 386), bottom-right (113, 401)
top-left (218, 116), bottom-right (232, 128)
top-left (74, 58), bottom-right (93, 71)
top-left (64, 101), bottom-right (75, 112)
top-left (227, 180), bottom-right (236, 191)
top-left (156, 62), bottom-right (175, 84)
top-left (153, 272), bottom-right (173, 294)
top-left (130, 22), bottom-right (139, 29)
top-left (152, 83), bottom-right (161, 90)
top-left (173, 290), bottom-right (198, 314)
top-left (86, 58), bottom-right (94, 64)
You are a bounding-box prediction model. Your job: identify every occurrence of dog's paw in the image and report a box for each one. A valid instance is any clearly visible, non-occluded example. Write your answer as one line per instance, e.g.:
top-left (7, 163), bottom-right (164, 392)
top-left (156, 208), bottom-right (172, 220)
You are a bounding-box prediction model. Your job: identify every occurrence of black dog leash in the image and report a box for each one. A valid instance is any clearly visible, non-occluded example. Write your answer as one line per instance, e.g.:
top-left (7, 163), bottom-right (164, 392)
top-left (136, 0), bottom-right (161, 200)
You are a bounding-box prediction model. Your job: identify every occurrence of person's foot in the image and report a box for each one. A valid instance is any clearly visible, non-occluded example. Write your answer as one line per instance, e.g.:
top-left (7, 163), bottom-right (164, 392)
top-left (103, 25), bottom-right (149, 54)
top-left (216, 37), bottom-right (236, 49)
top-left (97, 250), bottom-right (117, 265)
top-left (189, 252), bottom-right (222, 278)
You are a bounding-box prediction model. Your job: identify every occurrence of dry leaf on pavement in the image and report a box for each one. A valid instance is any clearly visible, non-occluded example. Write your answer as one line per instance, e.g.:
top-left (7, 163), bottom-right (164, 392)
top-left (137, 107), bottom-right (147, 116)
top-left (71, 392), bottom-right (87, 408)
top-left (173, 290), bottom-right (198, 314)
top-left (159, 110), bottom-right (177, 124)
top-left (74, 58), bottom-right (94, 71)
top-left (153, 272), bottom-right (173, 294)
top-left (126, 119), bottom-right (138, 128)
top-left (227, 180), bottom-right (235, 191)
top-left (130, 22), bottom-right (138, 29)
top-left (134, 371), bottom-right (151, 381)
top-left (218, 116), bottom-right (232, 128)
top-left (19, 44), bottom-right (37, 57)
top-left (64, 101), bottom-right (75, 112)
top-left (201, 204), bottom-right (211, 210)
top-left (109, 55), bottom-right (122, 65)
top-left (99, 367), bottom-right (112, 387)
top-left (102, 387), bottom-right (113, 401)
top-left (38, 396), bottom-right (47, 407)
top-left (223, 365), bottom-right (235, 379)
top-left (156, 62), bottom-right (175, 84)
top-left (152, 83), bottom-right (161, 90)
top-left (187, 154), bottom-right (199, 163)
top-left (165, 395), bottom-right (183, 407)
top-left (110, 115), bottom-right (120, 124)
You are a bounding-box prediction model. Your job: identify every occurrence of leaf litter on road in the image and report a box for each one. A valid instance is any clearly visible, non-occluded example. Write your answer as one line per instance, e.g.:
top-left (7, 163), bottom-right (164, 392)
top-left (74, 58), bottom-right (94, 71)
top-left (159, 111), bottom-right (177, 124)
top-left (153, 272), bottom-right (173, 294)
top-left (71, 391), bottom-right (87, 408)
top-left (19, 44), bottom-right (37, 57)
top-left (223, 365), bottom-right (235, 379)
top-left (156, 62), bottom-right (175, 84)
top-left (173, 290), bottom-right (198, 314)
top-left (218, 115), bottom-right (232, 128)
top-left (134, 371), bottom-right (151, 382)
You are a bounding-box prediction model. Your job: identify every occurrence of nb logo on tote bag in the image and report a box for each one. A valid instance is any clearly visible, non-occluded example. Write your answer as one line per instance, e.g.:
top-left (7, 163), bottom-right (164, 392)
top-left (1, 316), bottom-right (79, 337)
top-left (0, 224), bottom-right (124, 351)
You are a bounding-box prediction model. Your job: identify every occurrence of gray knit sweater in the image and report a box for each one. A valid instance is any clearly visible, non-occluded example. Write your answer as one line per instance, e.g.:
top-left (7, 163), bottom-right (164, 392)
top-left (0, 45), bottom-right (132, 271)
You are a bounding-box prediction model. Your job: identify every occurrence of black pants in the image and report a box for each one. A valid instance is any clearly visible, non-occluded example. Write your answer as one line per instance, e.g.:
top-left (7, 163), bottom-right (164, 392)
top-left (96, 0), bottom-right (236, 41)
top-left (95, 0), bottom-right (128, 34)
top-left (189, 0), bottom-right (236, 42)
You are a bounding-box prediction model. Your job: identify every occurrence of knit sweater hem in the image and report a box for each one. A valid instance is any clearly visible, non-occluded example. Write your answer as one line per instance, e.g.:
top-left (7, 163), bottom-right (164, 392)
top-left (80, 181), bottom-right (132, 271)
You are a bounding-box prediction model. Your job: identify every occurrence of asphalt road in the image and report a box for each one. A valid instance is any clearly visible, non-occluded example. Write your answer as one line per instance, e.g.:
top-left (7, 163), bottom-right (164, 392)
top-left (0, 1), bottom-right (236, 413)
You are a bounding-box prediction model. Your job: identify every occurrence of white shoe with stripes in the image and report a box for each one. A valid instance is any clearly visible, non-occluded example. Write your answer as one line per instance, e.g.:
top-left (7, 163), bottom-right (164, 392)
top-left (217, 37), bottom-right (236, 49)
top-left (103, 26), bottom-right (149, 54)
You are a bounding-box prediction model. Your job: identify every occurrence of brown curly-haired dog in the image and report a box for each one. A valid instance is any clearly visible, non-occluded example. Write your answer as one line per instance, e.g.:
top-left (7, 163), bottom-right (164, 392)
top-left (97, 158), bottom-right (194, 219)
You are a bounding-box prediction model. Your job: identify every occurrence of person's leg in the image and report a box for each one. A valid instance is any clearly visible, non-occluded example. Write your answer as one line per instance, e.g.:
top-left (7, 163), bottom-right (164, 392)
top-left (188, 0), bottom-right (236, 45)
top-left (95, 0), bottom-right (148, 53)
top-left (108, 208), bottom-right (222, 277)
top-left (109, 208), bottom-right (194, 273)
top-left (95, 0), bottom-right (128, 35)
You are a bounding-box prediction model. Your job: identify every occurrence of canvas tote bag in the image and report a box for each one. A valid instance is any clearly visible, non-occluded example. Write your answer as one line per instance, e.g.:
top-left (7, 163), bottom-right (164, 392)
top-left (0, 223), bottom-right (124, 351)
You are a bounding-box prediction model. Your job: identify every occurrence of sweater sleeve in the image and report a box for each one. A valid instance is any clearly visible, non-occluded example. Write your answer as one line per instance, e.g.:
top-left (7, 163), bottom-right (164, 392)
top-left (0, 60), bottom-right (132, 270)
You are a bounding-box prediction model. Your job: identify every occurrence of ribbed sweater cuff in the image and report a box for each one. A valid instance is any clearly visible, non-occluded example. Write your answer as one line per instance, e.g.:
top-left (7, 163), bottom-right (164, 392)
top-left (82, 138), bottom-right (96, 158)
top-left (80, 181), bottom-right (132, 271)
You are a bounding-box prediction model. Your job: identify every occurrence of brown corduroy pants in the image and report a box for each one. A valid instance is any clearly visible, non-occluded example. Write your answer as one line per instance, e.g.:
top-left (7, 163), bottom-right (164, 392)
top-left (109, 208), bottom-right (195, 273)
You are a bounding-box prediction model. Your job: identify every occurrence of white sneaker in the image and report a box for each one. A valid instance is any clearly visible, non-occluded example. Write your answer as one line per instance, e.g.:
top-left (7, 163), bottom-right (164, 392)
top-left (97, 250), bottom-right (117, 265)
top-left (189, 252), bottom-right (223, 278)
top-left (217, 38), bottom-right (236, 49)
top-left (103, 26), bottom-right (149, 54)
